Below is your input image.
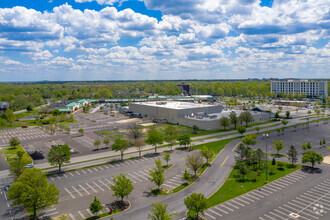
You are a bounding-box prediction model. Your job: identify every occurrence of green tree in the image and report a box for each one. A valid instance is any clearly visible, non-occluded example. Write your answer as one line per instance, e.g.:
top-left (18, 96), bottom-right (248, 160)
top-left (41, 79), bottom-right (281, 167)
top-left (148, 202), bottom-right (174, 220)
top-left (237, 161), bottom-right (249, 181)
top-left (48, 144), bottom-right (71, 173)
top-left (146, 129), bottom-right (164, 154)
top-left (148, 159), bottom-right (165, 191)
top-left (272, 140), bottom-right (284, 156)
top-left (7, 168), bottom-right (59, 220)
top-left (302, 151), bottom-right (323, 168)
top-left (128, 123), bottom-right (144, 149)
top-left (285, 111), bottom-right (290, 118)
top-left (287, 145), bottom-right (298, 166)
top-left (184, 193), bottom-right (207, 219)
top-left (163, 152), bottom-right (171, 167)
top-left (183, 169), bottom-right (191, 183)
top-left (103, 138), bottom-right (110, 148)
top-left (192, 125), bottom-right (200, 134)
top-left (255, 126), bottom-right (261, 134)
top-left (242, 134), bottom-right (257, 149)
top-left (229, 111), bottom-right (239, 129)
top-left (6, 109), bottom-right (15, 126)
top-left (200, 146), bottom-right (214, 165)
top-left (52, 109), bottom-right (61, 116)
top-left (236, 125), bottom-right (246, 137)
top-left (164, 125), bottom-right (177, 151)
top-left (219, 116), bottom-right (230, 130)
top-left (255, 148), bottom-right (264, 170)
top-left (306, 141), bottom-right (312, 150)
top-left (78, 128), bottom-right (84, 136)
top-left (274, 111), bottom-right (280, 120)
top-left (9, 151), bottom-right (26, 180)
top-left (177, 134), bottom-right (191, 149)
top-left (110, 174), bottom-right (134, 202)
top-left (93, 139), bottom-right (101, 149)
top-left (89, 196), bottom-right (103, 216)
top-left (112, 137), bottom-right (130, 161)
top-left (185, 152), bottom-right (204, 177)
top-left (239, 111), bottom-right (253, 126)
top-left (9, 137), bottom-right (20, 149)
top-left (281, 120), bottom-right (288, 127)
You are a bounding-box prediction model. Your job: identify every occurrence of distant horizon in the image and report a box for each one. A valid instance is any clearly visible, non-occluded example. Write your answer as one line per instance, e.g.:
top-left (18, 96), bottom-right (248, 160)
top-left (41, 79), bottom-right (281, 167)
top-left (0, 78), bottom-right (330, 83)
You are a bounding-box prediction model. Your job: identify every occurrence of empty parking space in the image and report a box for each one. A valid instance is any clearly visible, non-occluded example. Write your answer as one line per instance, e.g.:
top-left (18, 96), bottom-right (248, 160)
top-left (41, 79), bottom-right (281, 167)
top-left (260, 178), bottom-right (330, 220)
top-left (62, 169), bottom-right (152, 199)
top-left (0, 127), bottom-right (50, 144)
top-left (204, 170), bottom-right (309, 220)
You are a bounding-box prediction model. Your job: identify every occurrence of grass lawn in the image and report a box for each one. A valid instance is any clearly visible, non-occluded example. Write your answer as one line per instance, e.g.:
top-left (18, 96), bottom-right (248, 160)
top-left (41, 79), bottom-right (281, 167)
top-left (207, 160), bottom-right (301, 208)
top-left (15, 110), bottom-right (39, 119)
top-left (191, 137), bottom-right (238, 155)
top-left (1, 145), bottom-right (33, 166)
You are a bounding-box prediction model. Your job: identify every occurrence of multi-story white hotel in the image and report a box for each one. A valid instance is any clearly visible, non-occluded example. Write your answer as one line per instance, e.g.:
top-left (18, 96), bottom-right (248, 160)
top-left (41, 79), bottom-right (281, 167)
top-left (271, 80), bottom-right (328, 97)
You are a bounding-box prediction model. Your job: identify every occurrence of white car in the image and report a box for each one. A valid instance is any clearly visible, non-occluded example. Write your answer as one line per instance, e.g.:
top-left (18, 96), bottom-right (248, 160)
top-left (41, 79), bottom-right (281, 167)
top-left (24, 162), bottom-right (34, 168)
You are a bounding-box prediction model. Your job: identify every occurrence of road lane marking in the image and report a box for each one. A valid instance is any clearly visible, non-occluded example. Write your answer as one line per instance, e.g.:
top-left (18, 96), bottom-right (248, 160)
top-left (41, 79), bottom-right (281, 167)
top-left (221, 156), bottom-right (229, 167)
top-left (232, 142), bottom-right (240, 152)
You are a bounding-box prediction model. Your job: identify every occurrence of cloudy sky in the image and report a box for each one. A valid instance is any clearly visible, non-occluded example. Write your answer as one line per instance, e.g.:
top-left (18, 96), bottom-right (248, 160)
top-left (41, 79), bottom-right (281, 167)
top-left (0, 0), bottom-right (329, 81)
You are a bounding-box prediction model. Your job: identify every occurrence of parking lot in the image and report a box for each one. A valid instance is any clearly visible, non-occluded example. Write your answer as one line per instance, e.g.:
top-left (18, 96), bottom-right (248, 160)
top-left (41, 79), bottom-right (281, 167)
top-left (259, 178), bottom-right (330, 220)
top-left (204, 170), bottom-right (309, 220)
top-left (0, 127), bottom-right (50, 145)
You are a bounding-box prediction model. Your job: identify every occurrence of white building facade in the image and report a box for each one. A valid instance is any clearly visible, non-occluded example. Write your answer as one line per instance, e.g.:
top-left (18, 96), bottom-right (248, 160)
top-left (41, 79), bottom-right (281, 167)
top-left (271, 80), bottom-right (328, 97)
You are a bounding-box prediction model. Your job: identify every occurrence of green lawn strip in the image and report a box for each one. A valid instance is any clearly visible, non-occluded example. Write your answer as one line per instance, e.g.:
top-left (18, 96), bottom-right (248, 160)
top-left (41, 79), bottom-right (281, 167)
top-left (1, 145), bottom-right (33, 166)
top-left (15, 110), bottom-right (39, 119)
top-left (207, 161), bottom-right (301, 208)
top-left (84, 209), bottom-right (121, 220)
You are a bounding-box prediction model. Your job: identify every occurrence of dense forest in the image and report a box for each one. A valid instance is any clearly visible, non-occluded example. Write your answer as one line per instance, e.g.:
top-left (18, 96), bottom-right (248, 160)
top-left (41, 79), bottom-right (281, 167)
top-left (0, 80), bottom-right (329, 111)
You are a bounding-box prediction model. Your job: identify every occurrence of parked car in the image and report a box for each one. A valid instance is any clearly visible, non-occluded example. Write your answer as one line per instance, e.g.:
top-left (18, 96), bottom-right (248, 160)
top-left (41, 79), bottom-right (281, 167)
top-left (22, 125), bottom-right (28, 128)
top-left (24, 162), bottom-right (34, 168)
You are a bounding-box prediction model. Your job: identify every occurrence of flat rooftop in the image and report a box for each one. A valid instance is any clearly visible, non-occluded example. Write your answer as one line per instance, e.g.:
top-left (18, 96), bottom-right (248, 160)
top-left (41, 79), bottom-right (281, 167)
top-left (188, 109), bottom-right (270, 121)
top-left (131, 101), bottom-right (217, 110)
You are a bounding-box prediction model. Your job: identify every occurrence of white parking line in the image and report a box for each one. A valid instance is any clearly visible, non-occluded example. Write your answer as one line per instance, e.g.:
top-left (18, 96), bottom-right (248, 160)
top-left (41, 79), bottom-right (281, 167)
top-left (64, 187), bottom-right (75, 199)
top-left (98, 166), bottom-right (104, 170)
top-left (87, 169), bottom-right (93, 173)
top-left (78, 211), bottom-right (85, 219)
top-left (104, 178), bottom-right (113, 185)
top-left (264, 214), bottom-right (276, 220)
top-left (204, 212), bottom-right (216, 219)
top-left (93, 167), bottom-right (98, 172)
top-left (75, 171), bottom-right (81, 176)
top-left (220, 204), bottom-right (234, 212)
top-left (81, 170), bottom-right (87, 174)
top-left (208, 208), bottom-right (222, 217)
top-left (249, 191), bottom-right (264, 198)
top-left (92, 181), bottom-right (104, 191)
top-left (213, 206), bottom-right (228, 214)
top-left (68, 214), bottom-right (76, 220)
top-left (126, 173), bottom-right (140, 183)
top-left (133, 172), bottom-right (148, 180)
top-left (69, 172), bottom-right (74, 177)
top-left (85, 183), bottom-right (98, 193)
top-left (79, 184), bottom-right (90, 195)
top-left (86, 209), bottom-right (93, 216)
top-left (235, 197), bottom-right (250, 204)
top-left (225, 201), bottom-right (239, 209)
top-left (98, 180), bottom-right (110, 189)
top-left (72, 186), bottom-right (83, 197)
top-left (230, 199), bottom-right (245, 207)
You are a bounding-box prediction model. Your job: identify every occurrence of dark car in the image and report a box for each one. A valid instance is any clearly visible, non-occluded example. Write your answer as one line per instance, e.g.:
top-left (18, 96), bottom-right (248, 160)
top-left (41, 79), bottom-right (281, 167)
top-left (22, 125), bottom-right (28, 128)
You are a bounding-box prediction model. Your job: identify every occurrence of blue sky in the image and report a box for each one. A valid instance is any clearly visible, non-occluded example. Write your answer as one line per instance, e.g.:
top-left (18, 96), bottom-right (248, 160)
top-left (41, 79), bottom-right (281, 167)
top-left (0, 0), bottom-right (329, 81)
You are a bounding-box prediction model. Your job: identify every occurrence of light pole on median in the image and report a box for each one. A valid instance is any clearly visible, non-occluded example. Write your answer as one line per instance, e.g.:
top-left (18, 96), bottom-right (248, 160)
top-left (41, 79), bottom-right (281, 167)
top-left (263, 133), bottom-right (269, 183)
